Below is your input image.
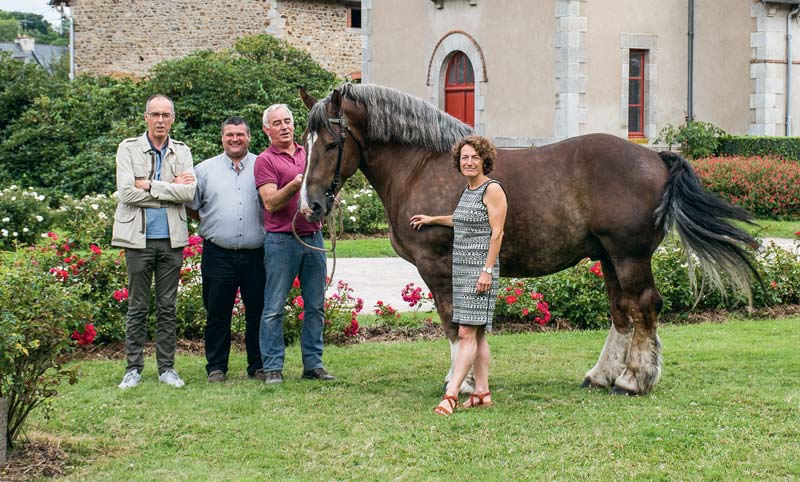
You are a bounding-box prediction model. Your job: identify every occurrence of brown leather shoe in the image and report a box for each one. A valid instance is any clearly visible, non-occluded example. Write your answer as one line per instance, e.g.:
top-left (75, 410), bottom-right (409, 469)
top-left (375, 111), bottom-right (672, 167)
top-left (207, 370), bottom-right (226, 383)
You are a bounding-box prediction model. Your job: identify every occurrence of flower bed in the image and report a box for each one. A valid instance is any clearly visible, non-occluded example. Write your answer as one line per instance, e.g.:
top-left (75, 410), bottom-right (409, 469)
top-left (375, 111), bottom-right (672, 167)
top-left (692, 156), bottom-right (800, 219)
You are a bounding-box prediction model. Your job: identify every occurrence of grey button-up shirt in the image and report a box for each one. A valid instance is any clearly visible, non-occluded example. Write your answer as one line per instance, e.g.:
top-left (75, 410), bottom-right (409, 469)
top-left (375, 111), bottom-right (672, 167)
top-left (190, 152), bottom-right (265, 250)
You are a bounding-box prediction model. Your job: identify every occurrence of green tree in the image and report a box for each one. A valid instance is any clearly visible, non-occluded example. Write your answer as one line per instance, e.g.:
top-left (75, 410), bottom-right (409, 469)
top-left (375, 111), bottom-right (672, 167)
top-left (0, 11), bottom-right (67, 46)
top-left (0, 17), bottom-right (19, 42)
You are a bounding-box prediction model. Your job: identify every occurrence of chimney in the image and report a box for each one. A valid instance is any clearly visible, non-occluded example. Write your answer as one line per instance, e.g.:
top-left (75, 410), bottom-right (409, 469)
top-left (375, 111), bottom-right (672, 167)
top-left (15, 35), bottom-right (35, 53)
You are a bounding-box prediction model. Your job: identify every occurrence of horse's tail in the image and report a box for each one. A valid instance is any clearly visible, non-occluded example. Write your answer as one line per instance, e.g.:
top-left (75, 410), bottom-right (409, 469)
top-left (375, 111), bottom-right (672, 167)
top-left (654, 151), bottom-right (762, 303)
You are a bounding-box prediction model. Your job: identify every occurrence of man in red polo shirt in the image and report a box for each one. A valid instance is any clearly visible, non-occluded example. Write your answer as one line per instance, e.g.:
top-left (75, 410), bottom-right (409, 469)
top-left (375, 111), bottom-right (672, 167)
top-left (254, 104), bottom-right (335, 384)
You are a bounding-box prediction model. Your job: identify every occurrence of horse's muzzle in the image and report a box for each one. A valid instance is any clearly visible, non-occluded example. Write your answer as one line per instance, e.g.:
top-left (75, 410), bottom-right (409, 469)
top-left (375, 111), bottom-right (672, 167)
top-left (309, 200), bottom-right (325, 223)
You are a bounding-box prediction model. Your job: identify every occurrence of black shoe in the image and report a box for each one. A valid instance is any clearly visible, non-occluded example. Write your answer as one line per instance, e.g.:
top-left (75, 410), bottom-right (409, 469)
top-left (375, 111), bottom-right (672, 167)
top-left (302, 368), bottom-right (336, 381)
top-left (250, 368), bottom-right (268, 382)
top-left (207, 370), bottom-right (226, 383)
top-left (263, 370), bottom-right (283, 385)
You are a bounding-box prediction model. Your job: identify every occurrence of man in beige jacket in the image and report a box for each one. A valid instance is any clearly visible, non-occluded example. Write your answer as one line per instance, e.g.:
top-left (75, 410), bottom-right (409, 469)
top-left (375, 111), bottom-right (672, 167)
top-left (112, 94), bottom-right (196, 389)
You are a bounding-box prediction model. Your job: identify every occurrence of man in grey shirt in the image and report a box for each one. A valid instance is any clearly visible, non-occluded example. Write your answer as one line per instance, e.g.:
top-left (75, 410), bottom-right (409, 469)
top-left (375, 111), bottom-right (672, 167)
top-left (188, 116), bottom-right (266, 382)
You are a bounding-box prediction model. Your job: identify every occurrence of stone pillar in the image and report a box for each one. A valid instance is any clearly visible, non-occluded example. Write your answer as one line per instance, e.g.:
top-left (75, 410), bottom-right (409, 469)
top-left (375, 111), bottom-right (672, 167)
top-left (0, 397), bottom-right (7, 465)
top-left (750, 2), bottom-right (786, 136)
top-left (361, 0), bottom-right (373, 83)
top-left (554, 0), bottom-right (587, 139)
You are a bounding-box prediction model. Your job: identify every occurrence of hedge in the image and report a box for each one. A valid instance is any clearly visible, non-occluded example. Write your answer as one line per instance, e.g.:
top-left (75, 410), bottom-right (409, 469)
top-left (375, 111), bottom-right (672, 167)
top-left (717, 136), bottom-right (800, 161)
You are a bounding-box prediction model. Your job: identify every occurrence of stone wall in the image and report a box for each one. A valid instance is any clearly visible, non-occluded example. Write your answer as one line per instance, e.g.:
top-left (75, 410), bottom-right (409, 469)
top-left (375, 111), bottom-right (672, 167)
top-left (273, 0), bottom-right (362, 77)
top-left (69, 0), bottom-right (360, 78)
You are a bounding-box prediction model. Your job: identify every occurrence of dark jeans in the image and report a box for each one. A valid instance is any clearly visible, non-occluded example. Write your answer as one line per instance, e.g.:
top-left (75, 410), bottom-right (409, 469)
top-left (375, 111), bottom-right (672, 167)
top-left (260, 232), bottom-right (327, 372)
top-left (124, 239), bottom-right (183, 375)
top-left (202, 240), bottom-right (265, 376)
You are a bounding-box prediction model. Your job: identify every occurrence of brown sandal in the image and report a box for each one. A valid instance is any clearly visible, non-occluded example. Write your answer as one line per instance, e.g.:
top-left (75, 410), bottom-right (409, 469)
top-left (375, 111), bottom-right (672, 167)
top-left (463, 391), bottom-right (493, 408)
top-left (433, 394), bottom-right (459, 416)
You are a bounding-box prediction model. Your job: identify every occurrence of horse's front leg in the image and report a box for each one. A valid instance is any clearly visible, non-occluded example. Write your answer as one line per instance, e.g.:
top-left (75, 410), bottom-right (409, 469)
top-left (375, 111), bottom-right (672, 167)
top-left (418, 266), bottom-right (475, 394)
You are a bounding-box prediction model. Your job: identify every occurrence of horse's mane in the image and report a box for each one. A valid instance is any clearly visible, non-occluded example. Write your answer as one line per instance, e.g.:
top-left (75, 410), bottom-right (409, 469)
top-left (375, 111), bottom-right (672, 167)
top-left (307, 83), bottom-right (473, 153)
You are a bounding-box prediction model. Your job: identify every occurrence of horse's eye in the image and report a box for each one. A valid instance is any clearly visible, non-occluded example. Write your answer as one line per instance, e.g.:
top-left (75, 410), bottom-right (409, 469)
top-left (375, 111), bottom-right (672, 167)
top-left (324, 142), bottom-right (338, 151)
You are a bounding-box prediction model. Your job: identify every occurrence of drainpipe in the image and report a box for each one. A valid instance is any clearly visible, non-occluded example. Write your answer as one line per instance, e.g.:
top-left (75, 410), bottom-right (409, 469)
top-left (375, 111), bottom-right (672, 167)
top-left (58, 2), bottom-right (74, 81)
top-left (687, 0), bottom-right (694, 122)
top-left (786, 5), bottom-right (800, 136)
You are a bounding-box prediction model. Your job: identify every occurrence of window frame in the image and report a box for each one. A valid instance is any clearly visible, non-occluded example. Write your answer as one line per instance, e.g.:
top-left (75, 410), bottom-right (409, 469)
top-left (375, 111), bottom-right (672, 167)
top-left (628, 49), bottom-right (646, 139)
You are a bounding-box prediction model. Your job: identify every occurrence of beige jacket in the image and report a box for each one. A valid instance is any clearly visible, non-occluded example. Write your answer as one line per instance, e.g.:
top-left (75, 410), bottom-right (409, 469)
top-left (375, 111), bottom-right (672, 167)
top-left (111, 133), bottom-right (196, 249)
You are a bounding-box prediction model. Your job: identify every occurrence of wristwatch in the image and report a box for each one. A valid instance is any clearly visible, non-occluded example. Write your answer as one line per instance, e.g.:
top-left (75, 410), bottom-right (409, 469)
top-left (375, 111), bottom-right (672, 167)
top-left (481, 267), bottom-right (492, 274)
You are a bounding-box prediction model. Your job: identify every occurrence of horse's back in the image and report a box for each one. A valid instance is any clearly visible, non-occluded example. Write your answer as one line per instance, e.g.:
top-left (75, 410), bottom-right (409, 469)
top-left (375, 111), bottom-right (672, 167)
top-left (492, 134), bottom-right (668, 276)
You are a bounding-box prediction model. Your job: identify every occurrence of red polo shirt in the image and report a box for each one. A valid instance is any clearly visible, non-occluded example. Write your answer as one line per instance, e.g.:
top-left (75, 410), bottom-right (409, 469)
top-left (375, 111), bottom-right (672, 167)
top-left (254, 143), bottom-right (321, 235)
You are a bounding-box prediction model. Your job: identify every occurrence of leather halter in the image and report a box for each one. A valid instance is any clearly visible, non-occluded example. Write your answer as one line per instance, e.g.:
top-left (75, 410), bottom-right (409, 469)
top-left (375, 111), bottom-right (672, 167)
top-left (324, 112), bottom-right (364, 207)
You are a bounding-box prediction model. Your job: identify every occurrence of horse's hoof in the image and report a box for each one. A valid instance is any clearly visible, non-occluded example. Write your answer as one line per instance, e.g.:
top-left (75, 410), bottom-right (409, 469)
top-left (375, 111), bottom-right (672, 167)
top-left (580, 377), bottom-right (608, 389)
top-left (610, 385), bottom-right (639, 396)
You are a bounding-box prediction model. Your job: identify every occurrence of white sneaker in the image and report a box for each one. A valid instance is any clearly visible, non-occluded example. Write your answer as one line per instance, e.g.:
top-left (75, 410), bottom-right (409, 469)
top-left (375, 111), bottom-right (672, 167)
top-left (158, 368), bottom-right (185, 388)
top-left (118, 370), bottom-right (141, 389)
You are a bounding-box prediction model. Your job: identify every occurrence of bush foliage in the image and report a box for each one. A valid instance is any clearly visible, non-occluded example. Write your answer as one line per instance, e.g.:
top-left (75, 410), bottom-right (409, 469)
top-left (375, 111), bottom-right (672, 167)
top-left (655, 120), bottom-right (727, 159)
top-left (0, 34), bottom-right (337, 198)
top-left (692, 156), bottom-right (800, 219)
top-left (717, 135), bottom-right (800, 161)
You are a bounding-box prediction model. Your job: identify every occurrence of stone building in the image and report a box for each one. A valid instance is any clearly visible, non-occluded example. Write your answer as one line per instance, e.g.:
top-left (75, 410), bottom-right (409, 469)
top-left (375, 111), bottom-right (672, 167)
top-left (50, 0), bottom-right (362, 78)
top-left (362, 0), bottom-right (800, 146)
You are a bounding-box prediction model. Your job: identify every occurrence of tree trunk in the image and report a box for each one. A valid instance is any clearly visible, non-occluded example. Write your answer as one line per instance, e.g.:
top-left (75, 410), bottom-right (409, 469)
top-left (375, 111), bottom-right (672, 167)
top-left (0, 397), bottom-right (6, 465)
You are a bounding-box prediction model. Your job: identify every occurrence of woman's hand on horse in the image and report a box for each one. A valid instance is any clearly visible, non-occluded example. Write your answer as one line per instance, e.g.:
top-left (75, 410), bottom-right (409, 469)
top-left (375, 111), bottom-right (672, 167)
top-left (409, 214), bottom-right (430, 230)
top-left (476, 272), bottom-right (492, 294)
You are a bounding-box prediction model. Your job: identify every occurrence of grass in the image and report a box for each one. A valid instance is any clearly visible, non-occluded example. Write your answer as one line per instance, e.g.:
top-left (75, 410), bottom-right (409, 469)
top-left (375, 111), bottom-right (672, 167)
top-left (744, 218), bottom-right (800, 239)
top-left (27, 316), bottom-right (800, 480)
top-left (324, 237), bottom-right (396, 258)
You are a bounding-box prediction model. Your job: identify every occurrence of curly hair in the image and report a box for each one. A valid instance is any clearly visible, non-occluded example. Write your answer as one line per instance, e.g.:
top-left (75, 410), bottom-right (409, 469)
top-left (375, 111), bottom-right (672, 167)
top-left (451, 135), bottom-right (497, 174)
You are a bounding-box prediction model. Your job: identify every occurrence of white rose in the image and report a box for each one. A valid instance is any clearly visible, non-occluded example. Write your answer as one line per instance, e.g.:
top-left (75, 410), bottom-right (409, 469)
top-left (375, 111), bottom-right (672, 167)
top-left (35, 215), bottom-right (43, 222)
top-left (349, 216), bottom-right (357, 222)
top-left (12, 231), bottom-right (17, 237)
top-left (1, 217), bottom-right (9, 222)
top-left (91, 203), bottom-right (99, 210)
top-left (22, 228), bottom-right (29, 233)
top-left (10, 196), bottom-right (15, 201)
top-left (347, 205), bottom-right (358, 212)
top-left (1, 229), bottom-right (7, 237)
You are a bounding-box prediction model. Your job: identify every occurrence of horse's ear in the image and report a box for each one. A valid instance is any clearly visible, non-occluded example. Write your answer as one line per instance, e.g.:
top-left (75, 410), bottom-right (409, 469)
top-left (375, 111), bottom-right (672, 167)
top-left (331, 88), bottom-right (343, 113)
top-left (299, 86), bottom-right (317, 110)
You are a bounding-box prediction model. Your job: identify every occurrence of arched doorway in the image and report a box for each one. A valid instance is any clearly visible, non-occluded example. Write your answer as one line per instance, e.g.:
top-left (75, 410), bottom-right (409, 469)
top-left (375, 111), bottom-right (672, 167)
top-left (444, 51), bottom-right (475, 127)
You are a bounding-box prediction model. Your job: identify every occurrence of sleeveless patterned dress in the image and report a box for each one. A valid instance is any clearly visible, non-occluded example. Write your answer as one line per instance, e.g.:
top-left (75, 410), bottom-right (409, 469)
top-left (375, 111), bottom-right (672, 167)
top-left (452, 179), bottom-right (501, 331)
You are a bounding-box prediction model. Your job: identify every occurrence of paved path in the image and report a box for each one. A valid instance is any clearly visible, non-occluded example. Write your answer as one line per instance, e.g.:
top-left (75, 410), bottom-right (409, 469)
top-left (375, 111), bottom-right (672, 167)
top-left (326, 257), bottom-right (428, 313)
top-left (328, 237), bottom-right (798, 313)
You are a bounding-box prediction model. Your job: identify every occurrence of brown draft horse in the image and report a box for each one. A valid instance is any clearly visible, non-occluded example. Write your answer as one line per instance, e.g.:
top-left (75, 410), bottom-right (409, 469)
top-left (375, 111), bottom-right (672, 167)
top-left (298, 83), bottom-right (760, 395)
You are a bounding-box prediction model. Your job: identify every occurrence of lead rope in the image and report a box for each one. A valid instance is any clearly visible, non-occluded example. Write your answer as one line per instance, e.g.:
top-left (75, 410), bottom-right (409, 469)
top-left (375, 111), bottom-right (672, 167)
top-left (291, 199), bottom-right (343, 289)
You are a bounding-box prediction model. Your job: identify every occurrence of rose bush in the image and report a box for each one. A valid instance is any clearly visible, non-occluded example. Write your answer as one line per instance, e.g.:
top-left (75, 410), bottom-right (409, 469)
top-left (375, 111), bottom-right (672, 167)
top-left (692, 156), bottom-right (800, 219)
top-left (0, 185), bottom-right (52, 250)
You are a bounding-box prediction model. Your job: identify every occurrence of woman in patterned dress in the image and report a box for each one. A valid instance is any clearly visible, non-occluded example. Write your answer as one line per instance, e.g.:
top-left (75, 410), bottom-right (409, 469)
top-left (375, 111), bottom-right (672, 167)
top-left (410, 135), bottom-right (508, 416)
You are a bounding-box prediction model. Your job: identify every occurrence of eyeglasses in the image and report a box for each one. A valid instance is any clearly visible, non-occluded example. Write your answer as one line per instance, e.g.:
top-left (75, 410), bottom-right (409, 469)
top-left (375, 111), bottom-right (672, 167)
top-left (146, 112), bottom-right (174, 120)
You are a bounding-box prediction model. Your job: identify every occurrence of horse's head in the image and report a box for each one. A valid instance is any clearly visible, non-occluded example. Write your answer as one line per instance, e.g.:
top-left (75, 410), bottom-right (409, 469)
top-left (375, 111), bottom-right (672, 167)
top-left (299, 84), bottom-right (367, 223)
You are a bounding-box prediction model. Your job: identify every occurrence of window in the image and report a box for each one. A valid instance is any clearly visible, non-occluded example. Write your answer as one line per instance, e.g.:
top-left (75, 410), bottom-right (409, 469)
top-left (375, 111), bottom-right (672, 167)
top-left (444, 52), bottom-right (475, 126)
top-left (348, 7), bottom-right (361, 29)
top-left (628, 49), bottom-right (646, 138)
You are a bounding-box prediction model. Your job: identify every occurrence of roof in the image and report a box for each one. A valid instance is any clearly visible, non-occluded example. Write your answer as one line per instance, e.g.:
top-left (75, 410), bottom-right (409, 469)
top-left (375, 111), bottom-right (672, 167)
top-left (0, 42), bottom-right (67, 71)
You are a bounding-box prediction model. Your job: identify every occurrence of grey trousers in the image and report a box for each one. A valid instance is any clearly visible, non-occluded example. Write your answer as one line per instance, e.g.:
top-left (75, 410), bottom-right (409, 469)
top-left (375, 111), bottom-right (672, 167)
top-left (124, 239), bottom-right (183, 375)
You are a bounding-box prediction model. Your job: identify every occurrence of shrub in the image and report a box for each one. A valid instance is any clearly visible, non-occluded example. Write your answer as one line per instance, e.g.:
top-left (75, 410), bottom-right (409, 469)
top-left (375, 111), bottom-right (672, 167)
top-left (0, 185), bottom-right (53, 250)
top-left (655, 120), bottom-right (726, 159)
top-left (495, 238), bottom-right (800, 329)
top-left (692, 156), bottom-right (800, 219)
top-left (53, 192), bottom-right (117, 247)
top-left (337, 184), bottom-right (386, 235)
top-left (0, 244), bottom-right (94, 448)
top-left (284, 277), bottom-right (363, 344)
top-left (494, 280), bottom-right (552, 325)
top-left (717, 136), bottom-right (800, 161)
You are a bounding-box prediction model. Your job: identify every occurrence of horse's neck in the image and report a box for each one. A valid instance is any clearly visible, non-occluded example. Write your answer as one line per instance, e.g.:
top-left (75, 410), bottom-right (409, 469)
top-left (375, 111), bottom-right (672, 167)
top-left (360, 143), bottom-right (449, 202)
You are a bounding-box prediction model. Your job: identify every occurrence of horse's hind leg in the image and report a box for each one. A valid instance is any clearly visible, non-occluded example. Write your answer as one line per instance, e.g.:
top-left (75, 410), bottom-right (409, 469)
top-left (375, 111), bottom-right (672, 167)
top-left (582, 257), bottom-right (633, 389)
top-left (609, 257), bottom-right (663, 395)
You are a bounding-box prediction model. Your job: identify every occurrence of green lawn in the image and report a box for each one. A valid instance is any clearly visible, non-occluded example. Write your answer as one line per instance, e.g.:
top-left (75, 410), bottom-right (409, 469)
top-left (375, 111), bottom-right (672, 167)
top-left (28, 316), bottom-right (800, 480)
top-left (324, 237), bottom-right (396, 257)
top-left (745, 218), bottom-right (800, 239)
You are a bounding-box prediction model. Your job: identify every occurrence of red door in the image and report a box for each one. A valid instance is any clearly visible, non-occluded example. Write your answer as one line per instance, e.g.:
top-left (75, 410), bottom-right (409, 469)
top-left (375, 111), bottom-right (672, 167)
top-left (445, 52), bottom-right (475, 127)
